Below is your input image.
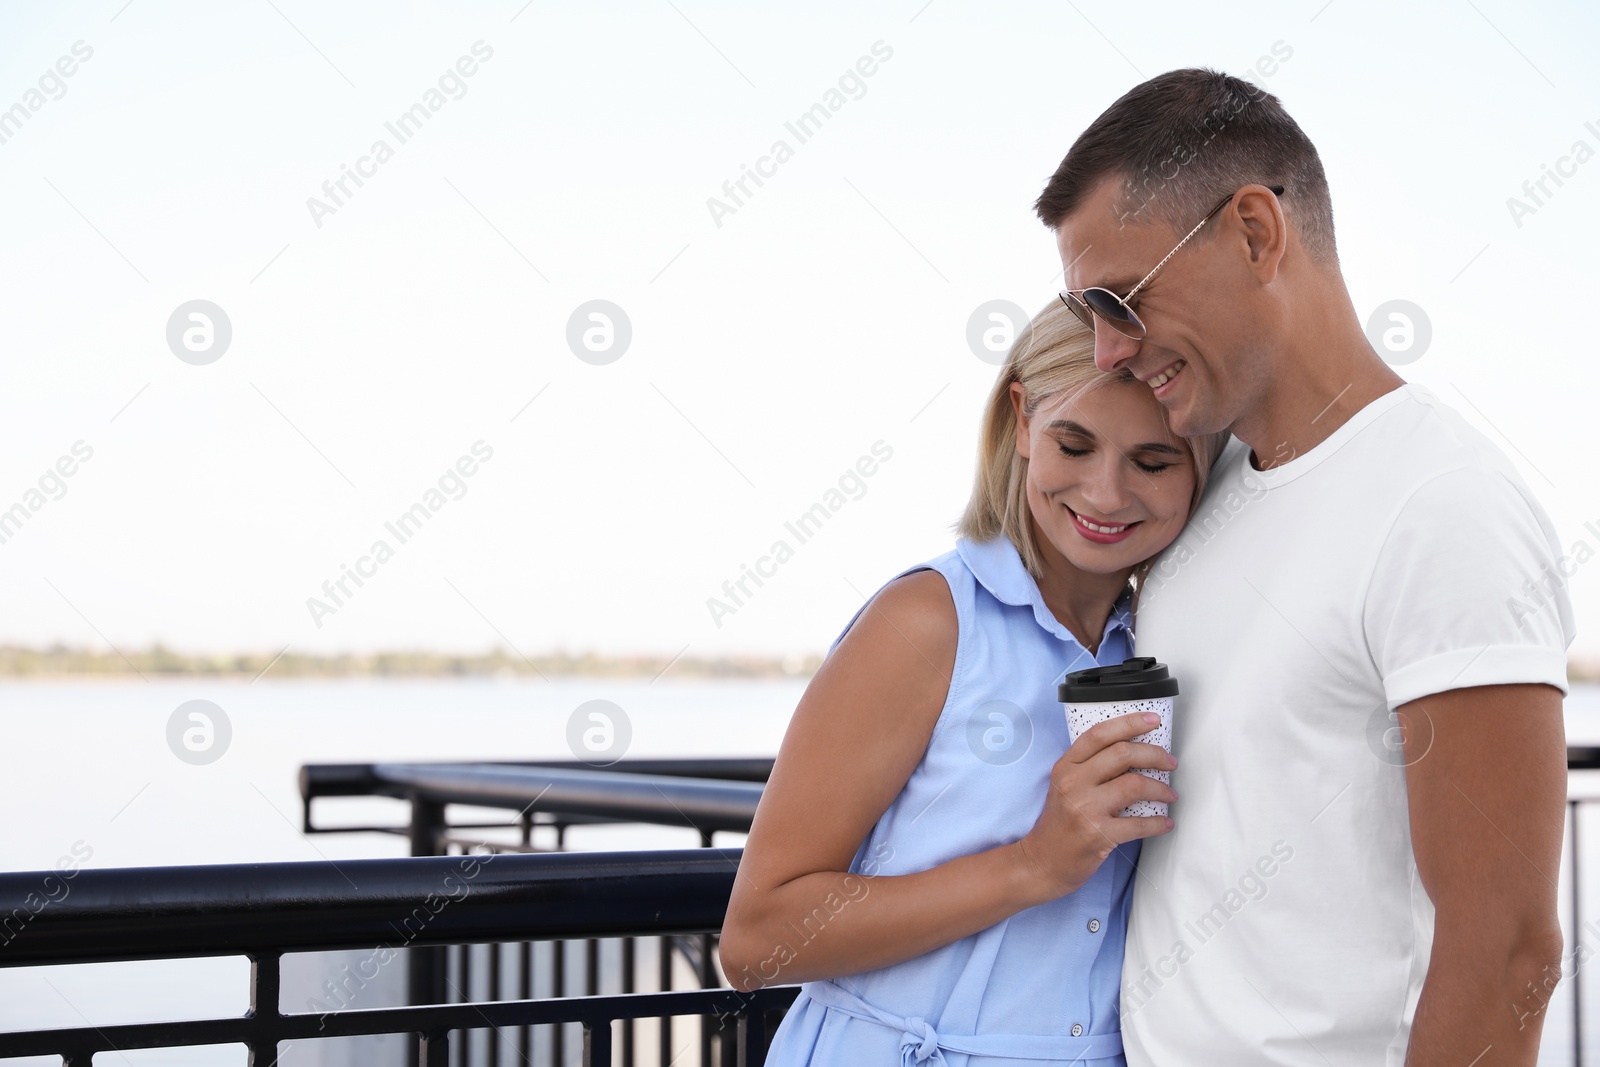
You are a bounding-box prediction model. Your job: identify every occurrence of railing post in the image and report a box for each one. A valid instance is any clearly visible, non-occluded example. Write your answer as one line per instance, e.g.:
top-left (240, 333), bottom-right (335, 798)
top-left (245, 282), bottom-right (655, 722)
top-left (1573, 798), bottom-right (1584, 1067)
top-left (409, 797), bottom-right (445, 857)
top-left (622, 937), bottom-right (637, 1065)
top-left (735, 1008), bottom-right (767, 1067)
top-left (247, 952), bottom-right (282, 1066)
top-left (458, 942), bottom-right (474, 1065)
top-left (659, 936), bottom-right (674, 1067)
top-left (408, 799), bottom-right (446, 1067)
top-left (700, 932), bottom-right (717, 1066)
top-left (418, 1030), bottom-right (449, 1067)
top-left (518, 940), bottom-right (532, 1064)
top-left (554, 938), bottom-right (567, 1063)
top-left (246, 1041), bottom-right (280, 1066)
top-left (488, 940), bottom-right (502, 1067)
top-left (583, 1019), bottom-right (613, 1066)
top-left (699, 830), bottom-right (717, 1066)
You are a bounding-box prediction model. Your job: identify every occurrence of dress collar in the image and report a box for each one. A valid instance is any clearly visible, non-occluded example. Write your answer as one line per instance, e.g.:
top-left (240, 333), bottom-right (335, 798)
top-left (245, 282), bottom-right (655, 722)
top-left (956, 536), bottom-right (1133, 652)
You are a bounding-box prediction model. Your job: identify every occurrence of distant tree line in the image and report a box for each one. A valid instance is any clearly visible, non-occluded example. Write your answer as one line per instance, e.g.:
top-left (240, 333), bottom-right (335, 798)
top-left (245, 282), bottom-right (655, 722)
top-left (0, 644), bottom-right (825, 680)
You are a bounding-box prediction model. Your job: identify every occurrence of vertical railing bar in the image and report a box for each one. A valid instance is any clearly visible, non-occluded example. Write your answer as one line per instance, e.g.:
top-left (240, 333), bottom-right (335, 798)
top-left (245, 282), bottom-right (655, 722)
top-left (409, 797), bottom-right (447, 1067)
top-left (1573, 798), bottom-right (1584, 1067)
top-left (450, 842), bottom-right (461, 1067)
top-left (249, 950), bottom-right (282, 1017)
top-left (448, 946), bottom-right (458, 1067)
top-left (517, 817), bottom-right (533, 1067)
top-left (488, 940), bottom-right (502, 1067)
top-left (698, 830), bottom-right (716, 1066)
top-left (659, 935), bottom-right (673, 1067)
top-left (556, 822), bottom-right (568, 1066)
top-left (699, 933), bottom-right (716, 1067)
top-left (622, 937), bottom-right (636, 1067)
top-left (247, 951), bottom-right (283, 1066)
top-left (553, 938), bottom-right (565, 1066)
top-left (584, 1019), bottom-right (614, 1067)
top-left (419, 1030), bottom-right (450, 1067)
top-left (466, 942), bottom-right (477, 1067)
top-left (735, 1007), bottom-right (766, 1067)
top-left (519, 940), bottom-right (533, 1065)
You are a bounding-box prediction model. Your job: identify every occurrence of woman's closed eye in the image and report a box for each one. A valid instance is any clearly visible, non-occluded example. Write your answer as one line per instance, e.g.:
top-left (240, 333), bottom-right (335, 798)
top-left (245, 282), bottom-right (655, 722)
top-left (1057, 441), bottom-right (1175, 474)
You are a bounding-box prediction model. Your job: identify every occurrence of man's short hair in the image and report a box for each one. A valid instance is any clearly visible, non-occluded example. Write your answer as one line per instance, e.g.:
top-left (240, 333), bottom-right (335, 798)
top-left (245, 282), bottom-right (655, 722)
top-left (1034, 67), bottom-right (1337, 267)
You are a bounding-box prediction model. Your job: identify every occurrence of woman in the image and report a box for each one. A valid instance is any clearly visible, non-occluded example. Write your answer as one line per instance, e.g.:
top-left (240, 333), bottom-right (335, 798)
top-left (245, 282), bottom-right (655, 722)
top-left (718, 298), bottom-right (1230, 1065)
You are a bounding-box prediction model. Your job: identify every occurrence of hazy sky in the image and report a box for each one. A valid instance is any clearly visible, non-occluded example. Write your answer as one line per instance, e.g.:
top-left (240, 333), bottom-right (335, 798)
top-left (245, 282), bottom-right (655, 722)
top-left (2, 0), bottom-right (1597, 662)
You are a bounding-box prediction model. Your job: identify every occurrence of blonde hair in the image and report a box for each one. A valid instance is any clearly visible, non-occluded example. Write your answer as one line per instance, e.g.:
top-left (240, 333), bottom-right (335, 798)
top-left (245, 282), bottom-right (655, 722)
top-left (956, 298), bottom-right (1230, 607)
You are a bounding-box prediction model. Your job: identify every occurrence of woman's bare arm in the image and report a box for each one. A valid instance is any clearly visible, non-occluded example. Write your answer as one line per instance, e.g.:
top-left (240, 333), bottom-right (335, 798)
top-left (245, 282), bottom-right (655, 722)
top-left (718, 570), bottom-right (1176, 991)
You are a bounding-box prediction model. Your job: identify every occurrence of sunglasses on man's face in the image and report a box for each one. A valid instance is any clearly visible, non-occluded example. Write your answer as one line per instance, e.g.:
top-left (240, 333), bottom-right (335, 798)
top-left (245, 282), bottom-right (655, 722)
top-left (1059, 185), bottom-right (1285, 341)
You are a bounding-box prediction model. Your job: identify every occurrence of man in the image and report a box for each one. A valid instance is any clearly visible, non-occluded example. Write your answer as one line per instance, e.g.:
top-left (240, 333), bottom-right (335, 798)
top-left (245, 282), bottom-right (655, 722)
top-left (1033, 68), bottom-right (1576, 1065)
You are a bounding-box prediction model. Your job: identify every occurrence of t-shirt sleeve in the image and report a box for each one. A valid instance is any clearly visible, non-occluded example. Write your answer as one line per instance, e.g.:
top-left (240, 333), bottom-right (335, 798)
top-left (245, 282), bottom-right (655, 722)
top-left (1362, 464), bottom-right (1575, 710)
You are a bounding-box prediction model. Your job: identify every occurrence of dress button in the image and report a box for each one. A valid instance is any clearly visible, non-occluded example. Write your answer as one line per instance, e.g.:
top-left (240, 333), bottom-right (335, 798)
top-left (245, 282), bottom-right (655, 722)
top-left (1087, 918), bottom-right (1101, 933)
top-left (1071, 1023), bottom-right (1084, 1036)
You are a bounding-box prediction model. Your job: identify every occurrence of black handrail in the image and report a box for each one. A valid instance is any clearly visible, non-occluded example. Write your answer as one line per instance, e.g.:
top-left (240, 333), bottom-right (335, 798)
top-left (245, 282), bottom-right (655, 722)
top-left (299, 757), bottom-right (775, 800)
top-left (0, 849), bottom-right (739, 966)
top-left (0, 848), bottom-right (798, 1065)
top-left (372, 763), bottom-right (765, 835)
top-left (298, 758), bottom-right (774, 840)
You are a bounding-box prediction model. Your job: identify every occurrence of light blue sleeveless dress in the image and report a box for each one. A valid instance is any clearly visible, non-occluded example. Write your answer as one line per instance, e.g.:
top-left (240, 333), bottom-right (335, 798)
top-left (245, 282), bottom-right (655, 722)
top-left (758, 535), bottom-right (1140, 1067)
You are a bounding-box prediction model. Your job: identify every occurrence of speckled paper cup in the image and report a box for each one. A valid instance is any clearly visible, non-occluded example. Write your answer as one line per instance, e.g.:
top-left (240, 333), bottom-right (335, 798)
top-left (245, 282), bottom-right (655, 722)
top-left (1059, 657), bottom-right (1179, 819)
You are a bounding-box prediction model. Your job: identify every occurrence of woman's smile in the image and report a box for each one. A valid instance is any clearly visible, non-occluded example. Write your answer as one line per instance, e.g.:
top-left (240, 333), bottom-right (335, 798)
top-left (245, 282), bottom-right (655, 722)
top-left (1066, 503), bottom-right (1142, 544)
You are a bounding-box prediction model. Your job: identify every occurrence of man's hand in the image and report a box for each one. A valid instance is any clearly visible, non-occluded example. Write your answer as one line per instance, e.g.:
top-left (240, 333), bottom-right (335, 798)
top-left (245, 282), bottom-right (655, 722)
top-left (1401, 682), bottom-right (1567, 1066)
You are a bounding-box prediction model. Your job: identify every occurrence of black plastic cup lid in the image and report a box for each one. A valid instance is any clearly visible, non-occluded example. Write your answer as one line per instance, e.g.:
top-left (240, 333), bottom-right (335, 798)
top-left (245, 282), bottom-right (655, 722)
top-left (1059, 656), bottom-right (1179, 703)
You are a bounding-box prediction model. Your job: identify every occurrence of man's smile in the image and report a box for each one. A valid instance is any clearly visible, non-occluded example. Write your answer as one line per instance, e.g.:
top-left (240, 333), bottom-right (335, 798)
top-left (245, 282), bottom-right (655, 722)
top-left (1145, 359), bottom-right (1187, 396)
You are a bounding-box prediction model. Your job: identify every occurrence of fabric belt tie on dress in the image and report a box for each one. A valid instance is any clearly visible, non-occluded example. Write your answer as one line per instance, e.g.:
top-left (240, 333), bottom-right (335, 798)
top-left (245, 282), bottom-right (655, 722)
top-left (800, 978), bottom-right (1125, 1065)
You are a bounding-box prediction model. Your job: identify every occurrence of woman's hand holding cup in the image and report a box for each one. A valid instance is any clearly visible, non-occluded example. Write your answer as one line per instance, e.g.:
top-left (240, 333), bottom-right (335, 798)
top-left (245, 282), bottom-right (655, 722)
top-left (1011, 710), bottom-right (1177, 905)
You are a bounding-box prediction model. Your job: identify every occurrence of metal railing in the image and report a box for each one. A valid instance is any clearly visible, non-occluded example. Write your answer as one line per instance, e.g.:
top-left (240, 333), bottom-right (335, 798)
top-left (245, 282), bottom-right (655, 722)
top-left (5, 751), bottom-right (1600, 1065)
top-left (0, 848), bottom-right (797, 1065)
top-left (298, 757), bottom-right (776, 1066)
top-left (1, 758), bottom-right (786, 1066)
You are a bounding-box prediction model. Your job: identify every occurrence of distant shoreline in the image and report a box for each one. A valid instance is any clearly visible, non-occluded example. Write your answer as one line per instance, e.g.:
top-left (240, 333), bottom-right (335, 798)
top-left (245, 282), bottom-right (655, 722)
top-left (1, 646), bottom-right (1595, 685)
top-left (0, 646), bottom-right (824, 682)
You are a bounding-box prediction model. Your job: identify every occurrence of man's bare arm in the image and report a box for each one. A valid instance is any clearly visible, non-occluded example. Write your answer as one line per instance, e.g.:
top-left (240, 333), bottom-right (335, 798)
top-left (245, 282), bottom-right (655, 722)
top-left (1402, 682), bottom-right (1567, 1066)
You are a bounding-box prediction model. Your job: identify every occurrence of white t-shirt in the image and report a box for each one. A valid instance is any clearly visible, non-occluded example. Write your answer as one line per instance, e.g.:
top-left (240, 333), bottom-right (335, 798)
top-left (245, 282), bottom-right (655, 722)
top-left (1122, 382), bottom-right (1575, 1066)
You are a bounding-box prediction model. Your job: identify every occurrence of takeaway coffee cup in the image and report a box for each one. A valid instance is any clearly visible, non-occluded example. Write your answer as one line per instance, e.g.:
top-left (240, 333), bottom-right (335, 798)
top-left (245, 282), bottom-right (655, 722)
top-left (1058, 656), bottom-right (1178, 819)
